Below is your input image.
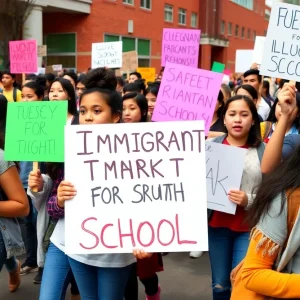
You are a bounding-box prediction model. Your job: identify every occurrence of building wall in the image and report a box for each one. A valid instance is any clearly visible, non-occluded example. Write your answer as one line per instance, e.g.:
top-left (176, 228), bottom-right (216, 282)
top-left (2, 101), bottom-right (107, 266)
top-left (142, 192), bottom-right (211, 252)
top-left (43, 0), bottom-right (200, 73)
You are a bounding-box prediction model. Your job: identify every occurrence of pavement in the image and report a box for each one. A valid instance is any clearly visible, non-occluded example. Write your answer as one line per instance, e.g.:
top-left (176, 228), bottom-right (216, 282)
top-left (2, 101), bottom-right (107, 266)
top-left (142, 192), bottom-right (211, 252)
top-left (0, 252), bottom-right (212, 300)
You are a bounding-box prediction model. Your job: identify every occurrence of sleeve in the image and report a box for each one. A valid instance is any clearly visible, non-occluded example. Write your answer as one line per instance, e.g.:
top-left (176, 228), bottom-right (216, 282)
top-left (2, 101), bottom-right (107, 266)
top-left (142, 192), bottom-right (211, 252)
top-left (241, 231), bottom-right (300, 298)
top-left (46, 171), bottom-right (65, 219)
top-left (282, 135), bottom-right (300, 161)
top-left (17, 90), bottom-right (22, 102)
top-left (0, 150), bottom-right (15, 175)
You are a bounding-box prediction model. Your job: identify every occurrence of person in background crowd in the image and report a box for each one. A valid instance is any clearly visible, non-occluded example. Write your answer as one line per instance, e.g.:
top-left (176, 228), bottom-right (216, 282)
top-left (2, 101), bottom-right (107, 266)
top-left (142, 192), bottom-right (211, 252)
top-left (123, 82), bottom-right (143, 95)
top-left (45, 73), bottom-right (55, 90)
top-left (75, 74), bottom-right (86, 110)
top-left (0, 94), bottom-right (29, 293)
top-left (243, 69), bottom-right (271, 121)
top-left (2, 71), bottom-right (21, 102)
top-left (57, 69), bottom-right (65, 78)
top-left (145, 82), bottom-right (160, 121)
top-left (221, 84), bottom-right (231, 103)
top-left (129, 71), bottom-right (142, 83)
top-left (261, 80), bottom-right (274, 105)
top-left (63, 71), bottom-right (78, 89)
top-left (0, 71), bottom-right (3, 92)
top-left (116, 76), bottom-right (125, 94)
top-left (23, 74), bottom-right (37, 85)
top-left (155, 67), bottom-right (165, 81)
top-left (21, 81), bottom-right (44, 102)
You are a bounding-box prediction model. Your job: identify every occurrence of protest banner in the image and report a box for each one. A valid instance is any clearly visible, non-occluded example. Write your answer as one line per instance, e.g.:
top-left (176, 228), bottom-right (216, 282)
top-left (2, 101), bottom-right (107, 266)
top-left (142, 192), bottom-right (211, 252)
top-left (235, 50), bottom-right (253, 73)
top-left (161, 28), bottom-right (201, 68)
top-left (151, 62), bottom-right (223, 134)
top-left (5, 101), bottom-right (68, 162)
top-left (38, 45), bottom-right (47, 57)
top-left (52, 64), bottom-right (63, 72)
top-left (35, 67), bottom-right (45, 75)
top-left (252, 36), bottom-right (265, 65)
top-left (9, 40), bottom-right (38, 74)
top-left (136, 67), bottom-right (156, 83)
top-left (205, 142), bottom-right (247, 214)
top-left (65, 121), bottom-right (208, 254)
top-left (92, 41), bottom-right (122, 69)
top-left (121, 51), bottom-right (138, 72)
top-left (260, 2), bottom-right (300, 81)
top-left (211, 62), bottom-right (225, 73)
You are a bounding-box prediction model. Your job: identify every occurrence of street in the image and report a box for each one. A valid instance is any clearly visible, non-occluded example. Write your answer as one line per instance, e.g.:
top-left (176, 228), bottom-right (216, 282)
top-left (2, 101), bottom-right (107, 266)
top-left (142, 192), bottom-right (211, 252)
top-left (0, 252), bottom-right (212, 299)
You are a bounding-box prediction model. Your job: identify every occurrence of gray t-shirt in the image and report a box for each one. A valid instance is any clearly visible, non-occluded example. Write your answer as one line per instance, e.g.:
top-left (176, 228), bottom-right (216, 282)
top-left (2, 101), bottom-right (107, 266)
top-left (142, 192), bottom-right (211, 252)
top-left (0, 149), bottom-right (15, 175)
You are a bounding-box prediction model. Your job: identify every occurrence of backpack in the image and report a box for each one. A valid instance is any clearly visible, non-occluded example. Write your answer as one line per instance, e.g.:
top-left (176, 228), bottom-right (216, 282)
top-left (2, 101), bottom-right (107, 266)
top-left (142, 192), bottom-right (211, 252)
top-left (230, 189), bottom-right (300, 300)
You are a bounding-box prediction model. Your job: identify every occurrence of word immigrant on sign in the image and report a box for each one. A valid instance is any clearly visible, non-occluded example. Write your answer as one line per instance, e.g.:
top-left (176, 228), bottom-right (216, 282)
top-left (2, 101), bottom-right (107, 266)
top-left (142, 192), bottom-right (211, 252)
top-left (261, 2), bottom-right (300, 81)
top-left (4, 101), bottom-right (68, 162)
top-left (205, 142), bottom-right (247, 215)
top-left (65, 121), bottom-right (208, 254)
top-left (151, 62), bottom-right (224, 134)
top-left (161, 28), bottom-right (201, 68)
top-left (92, 41), bottom-right (122, 69)
top-left (9, 40), bottom-right (38, 74)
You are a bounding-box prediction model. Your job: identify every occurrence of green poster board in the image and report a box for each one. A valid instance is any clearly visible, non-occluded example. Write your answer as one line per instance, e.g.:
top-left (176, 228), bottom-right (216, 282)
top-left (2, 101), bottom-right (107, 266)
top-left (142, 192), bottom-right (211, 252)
top-left (5, 101), bottom-right (68, 162)
top-left (211, 61), bottom-right (225, 73)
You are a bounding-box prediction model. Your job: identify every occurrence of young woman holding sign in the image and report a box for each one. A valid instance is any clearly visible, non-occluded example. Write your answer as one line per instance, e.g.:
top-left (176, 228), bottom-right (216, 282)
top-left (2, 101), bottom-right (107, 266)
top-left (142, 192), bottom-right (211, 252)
top-left (48, 68), bottom-right (136, 300)
top-left (207, 95), bottom-right (264, 300)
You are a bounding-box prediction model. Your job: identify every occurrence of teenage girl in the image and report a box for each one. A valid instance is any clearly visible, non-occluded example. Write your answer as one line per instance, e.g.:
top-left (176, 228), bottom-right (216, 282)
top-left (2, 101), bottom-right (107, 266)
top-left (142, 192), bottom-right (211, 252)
top-left (145, 82), bottom-right (160, 121)
top-left (51, 68), bottom-right (136, 299)
top-left (122, 92), bottom-right (163, 300)
top-left (21, 81), bottom-right (44, 102)
top-left (207, 95), bottom-right (264, 300)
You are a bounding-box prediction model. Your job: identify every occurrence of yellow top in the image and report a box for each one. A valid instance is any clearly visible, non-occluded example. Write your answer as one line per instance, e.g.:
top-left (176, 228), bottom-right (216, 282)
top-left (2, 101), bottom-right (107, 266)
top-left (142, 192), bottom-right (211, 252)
top-left (3, 89), bottom-right (22, 102)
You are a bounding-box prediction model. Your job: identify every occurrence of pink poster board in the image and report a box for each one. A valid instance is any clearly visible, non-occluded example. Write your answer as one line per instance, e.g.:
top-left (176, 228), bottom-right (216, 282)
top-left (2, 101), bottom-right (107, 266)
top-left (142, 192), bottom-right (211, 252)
top-left (224, 69), bottom-right (231, 76)
top-left (152, 62), bottom-right (223, 134)
top-left (161, 28), bottom-right (201, 68)
top-left (9, 40), bottom-right (38, 74)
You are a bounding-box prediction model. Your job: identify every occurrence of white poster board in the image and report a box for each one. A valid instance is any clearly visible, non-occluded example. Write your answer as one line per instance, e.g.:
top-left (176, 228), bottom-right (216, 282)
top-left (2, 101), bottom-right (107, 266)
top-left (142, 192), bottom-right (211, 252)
top-left (92, 41), bottom-right (122, 69)
top-left (65, 121), bottom-right (208, 254)
top-left (206, 142), bottom-right (247, 215)
top-left (52, 64), bottom-right (62, 72)
top-left (260, 2), bottom-right (300, 81)
top-left (235, 50), bottom-right (253, 73)
top-left (252, 36), bottom-right (266, 65)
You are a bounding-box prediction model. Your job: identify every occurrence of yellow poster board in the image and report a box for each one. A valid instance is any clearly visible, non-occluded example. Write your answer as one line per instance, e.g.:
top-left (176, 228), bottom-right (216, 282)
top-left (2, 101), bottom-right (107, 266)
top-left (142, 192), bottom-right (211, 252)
top-left (137, 67), bottom-right (156, 84)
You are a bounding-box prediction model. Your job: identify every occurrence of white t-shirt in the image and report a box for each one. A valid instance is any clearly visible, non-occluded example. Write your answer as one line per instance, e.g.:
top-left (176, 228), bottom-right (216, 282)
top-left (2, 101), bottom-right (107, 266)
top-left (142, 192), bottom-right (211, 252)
top-left (257, 97), bottom-right (271, 121)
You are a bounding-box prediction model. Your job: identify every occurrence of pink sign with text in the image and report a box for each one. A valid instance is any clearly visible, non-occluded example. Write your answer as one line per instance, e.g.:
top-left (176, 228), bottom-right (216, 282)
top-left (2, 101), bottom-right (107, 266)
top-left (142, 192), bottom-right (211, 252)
top-left (161, 28), bottom-right (200, 68)
top-left (152, 62), bottom-right (223, 134)
top-left (9, 40), bottom-right (38, 74)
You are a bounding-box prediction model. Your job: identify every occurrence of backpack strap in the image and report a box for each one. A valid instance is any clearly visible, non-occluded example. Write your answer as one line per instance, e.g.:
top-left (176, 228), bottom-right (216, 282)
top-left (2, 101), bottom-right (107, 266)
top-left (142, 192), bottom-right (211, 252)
top-left (13, 88), bottom-right (17, 102)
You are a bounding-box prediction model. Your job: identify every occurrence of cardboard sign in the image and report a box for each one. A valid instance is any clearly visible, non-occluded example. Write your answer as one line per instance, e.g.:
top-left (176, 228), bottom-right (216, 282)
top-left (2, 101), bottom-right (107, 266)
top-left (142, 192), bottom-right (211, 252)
top-left (5, 101), bottom-right (68, 162)
top-left (205, 142), bottom-right (247, 215)
top-left (151, 62), bottom-right (223, 134)
top-left (260, 2), bottom-right (300, 81)
top-left (121, 51), bottom-right (138, 71)
top-left (38, 45), bottom-right (47, 57)
top-left (252, 36), bottom-right (265, 65)
top-left (161, 28), bottom-right (201, 68)
top-left (211, 62), bottom-right (225, 73)
top-left (65, 121), bottom-right (208, 254)
top-left (52, 64), bottom-right (63, 72)
top-left (9, 40), bottom-right (38, 74)
top-left (92, 41), bottom-right (122, 69)
top-left (235, 50), bottom-right (253, 73)
top-left (136, 67), bottom-right (156, 83)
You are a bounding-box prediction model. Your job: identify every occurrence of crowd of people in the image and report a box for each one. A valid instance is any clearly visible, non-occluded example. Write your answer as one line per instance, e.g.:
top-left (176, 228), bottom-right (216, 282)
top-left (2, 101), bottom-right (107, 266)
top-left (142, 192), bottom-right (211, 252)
top-left (0, 63), bottom-right (299, 300)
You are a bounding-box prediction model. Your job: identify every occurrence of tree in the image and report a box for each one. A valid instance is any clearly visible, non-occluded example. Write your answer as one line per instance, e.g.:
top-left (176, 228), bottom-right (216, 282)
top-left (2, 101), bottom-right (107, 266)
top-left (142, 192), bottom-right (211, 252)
top-left (0, 0), bottom-right (36, 69)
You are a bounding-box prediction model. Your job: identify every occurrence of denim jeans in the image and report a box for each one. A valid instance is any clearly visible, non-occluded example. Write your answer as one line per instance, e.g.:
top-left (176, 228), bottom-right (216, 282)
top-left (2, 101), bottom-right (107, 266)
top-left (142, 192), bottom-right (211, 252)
top-left (208, 226), bottom-right (250, 300)
top-left (68, 257), bottom-right (133, 300)
top-left (0, 230), bottom-right (18, 273)
top-left (39, 243), bottom-right (78, 300)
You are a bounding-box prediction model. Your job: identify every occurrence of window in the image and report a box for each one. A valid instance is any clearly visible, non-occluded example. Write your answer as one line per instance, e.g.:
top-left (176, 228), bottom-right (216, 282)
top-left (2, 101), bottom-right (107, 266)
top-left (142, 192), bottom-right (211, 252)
top-left (228, 22), bottom-right (232, 36)
top-left (140, 0), bottom-right (151, 9)
top-left (164, 4), bottom-right (173, 22)
top-left (46, 33), bottom-right (76, 69)
top-left (235, 25), bottom-right (239, 37)
top-left (241, 27), bottom-right (245, 38)
top-left (179, 8), bottom-right (186, 25)
top-left (247, 28), bottom-right (251, 39)
top-left (191, 12), bottom-right (197, 28)
top-left (123, 0), bottom-right (134, 5)
top-left (221, 21), bottom-right (225, 35)
top-left (231, 0), bottom-right (253, 10)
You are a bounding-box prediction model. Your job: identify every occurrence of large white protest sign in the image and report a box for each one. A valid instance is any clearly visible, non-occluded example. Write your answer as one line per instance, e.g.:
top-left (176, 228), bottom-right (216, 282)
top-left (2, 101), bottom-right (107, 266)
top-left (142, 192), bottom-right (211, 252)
top-left (252, 36), bottom-right (266, 65)
top-left (65, 121), bottom-right (208, 254)
top-left (260, 2), bottom-right (300, 81)
top-left (92, 41), bottom-right (122, 69)
top-left (206, 142), bottom-right (247, 215)
top-left (235, 50), bottom-right (253, 73)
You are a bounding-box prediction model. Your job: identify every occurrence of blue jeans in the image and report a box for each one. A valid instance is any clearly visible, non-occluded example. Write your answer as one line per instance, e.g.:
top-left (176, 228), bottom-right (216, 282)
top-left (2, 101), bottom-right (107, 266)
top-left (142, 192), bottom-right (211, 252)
top-left (208, 226), bottom-right (250, 300)
top-left (0, 230), bottom-right (18, 273)
top-left (39, 243), bottom-right (78, 300)
top-left (69, 257), bottom-right (133, 300)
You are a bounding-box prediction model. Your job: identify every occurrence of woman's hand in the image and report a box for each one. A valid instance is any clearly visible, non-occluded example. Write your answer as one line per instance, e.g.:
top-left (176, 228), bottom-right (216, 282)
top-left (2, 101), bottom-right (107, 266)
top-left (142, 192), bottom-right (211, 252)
top-left (228, 190), bottom-right (248, 207)
top-left (57, 181), bottom-right (76, 208)
top-left (133, 249), bottom-right (153, 260)
top-left (278, 83), bottom-right (297, 117)
top-left (28, 169), bottom-right (43, 192)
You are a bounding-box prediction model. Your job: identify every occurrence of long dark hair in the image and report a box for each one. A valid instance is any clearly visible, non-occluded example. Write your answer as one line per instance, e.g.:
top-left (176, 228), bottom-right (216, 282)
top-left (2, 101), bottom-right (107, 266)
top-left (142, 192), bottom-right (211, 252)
top-left (223, 95), bottom-right (262, 147)
top-left (122, 92), bottom-right (148, 122)
top-left (248, 147), bottom-right (300, 227)
top-left (0, 95), bottom-right (8, 150)
top-left (216, 90), bottom-right (225, 118)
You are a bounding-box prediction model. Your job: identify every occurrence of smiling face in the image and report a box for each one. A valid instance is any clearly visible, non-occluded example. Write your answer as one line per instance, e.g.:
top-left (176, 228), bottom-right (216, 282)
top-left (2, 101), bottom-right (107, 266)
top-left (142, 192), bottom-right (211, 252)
top-left (224, 99), bottom-right (254, 141)
top-left (21, 87), bottom-right (40, 102)
top-left (49, 81), bottom-right (69, 101)
top-left (122, 98), bottom-right (142, 123)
